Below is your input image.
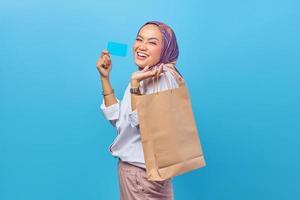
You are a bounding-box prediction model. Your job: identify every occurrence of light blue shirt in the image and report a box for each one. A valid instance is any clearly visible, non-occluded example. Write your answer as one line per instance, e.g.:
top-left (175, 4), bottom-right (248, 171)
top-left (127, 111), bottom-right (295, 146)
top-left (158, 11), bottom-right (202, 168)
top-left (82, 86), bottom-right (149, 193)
top-left (100, 71), bottom-right (179, 168)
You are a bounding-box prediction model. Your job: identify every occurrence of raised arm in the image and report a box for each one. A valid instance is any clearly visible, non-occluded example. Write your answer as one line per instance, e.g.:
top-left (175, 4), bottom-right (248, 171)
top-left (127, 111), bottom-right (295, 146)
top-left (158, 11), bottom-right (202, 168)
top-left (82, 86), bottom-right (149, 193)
top-left (96, 49), bottom-right (118, 107)
top-left (130, 64), bottom-right (164, 112)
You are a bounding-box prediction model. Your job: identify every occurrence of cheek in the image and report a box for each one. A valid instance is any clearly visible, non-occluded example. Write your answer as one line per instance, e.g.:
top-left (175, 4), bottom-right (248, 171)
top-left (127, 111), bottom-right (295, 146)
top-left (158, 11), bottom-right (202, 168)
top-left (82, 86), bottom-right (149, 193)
top-left (151, 46), bottom-right (163, 59)
top-left (133, 42), bottom-right (138, 51)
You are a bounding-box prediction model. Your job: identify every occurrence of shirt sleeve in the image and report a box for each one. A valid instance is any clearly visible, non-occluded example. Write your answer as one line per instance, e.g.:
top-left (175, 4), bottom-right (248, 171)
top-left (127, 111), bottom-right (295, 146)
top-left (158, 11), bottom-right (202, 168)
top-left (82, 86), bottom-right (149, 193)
top-left (128, 71), bottom-right (179, 128)
top-left (100, 98), bottom-right (120, 127)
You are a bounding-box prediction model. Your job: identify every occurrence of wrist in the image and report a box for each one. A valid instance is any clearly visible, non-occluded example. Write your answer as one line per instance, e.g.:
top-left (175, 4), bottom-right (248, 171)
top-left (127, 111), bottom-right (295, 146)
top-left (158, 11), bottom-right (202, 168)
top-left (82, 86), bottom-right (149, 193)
top-left (100, 76), bottom-right (110, 82)
top-left (102, 89), bottom-right (114, 96)
top-left (131, 79), bottom-right (140, 88)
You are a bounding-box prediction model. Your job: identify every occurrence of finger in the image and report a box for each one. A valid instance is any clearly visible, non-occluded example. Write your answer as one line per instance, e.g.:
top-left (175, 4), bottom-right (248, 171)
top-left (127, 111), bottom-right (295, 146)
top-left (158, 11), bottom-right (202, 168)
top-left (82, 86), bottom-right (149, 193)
top-left (104, 50), bottom-right (111, 57)
top-left (141, 69), bottom-right (155, 78)
top-left (96, 60), bottom-right (101, 66)
top-left (155, 67), bottom-right (160, 77)
top-left (102, 55), bottom-right (111, 65)
top-left (103, 54), bottom-right (110, 61)
top-left (101, 59), bottom-right (108, 69)
top-left (151, 65), bottom-right (162, 79)
top-left (100, 49), bottom-right (106, 56)
top-left (141, 65), bottom-right (150, 72)
top-left (106, 56), bottom-right (112, 67)
top-left (101, 49), bottom-right (110, 57)
top-left (148, 69), bottom-right (157, 77)
top-left (97, 57), bottom-right (105, 65)
top-left (158, 64), bottom-right (164, 75)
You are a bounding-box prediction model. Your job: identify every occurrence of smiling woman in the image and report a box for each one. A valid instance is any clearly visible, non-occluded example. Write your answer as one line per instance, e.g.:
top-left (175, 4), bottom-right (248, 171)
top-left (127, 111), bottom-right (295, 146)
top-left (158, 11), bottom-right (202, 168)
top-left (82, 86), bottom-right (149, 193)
top-left (133, 24), bottom-right (164, 69)
top-left (96, 21), bottom-right (183, 200)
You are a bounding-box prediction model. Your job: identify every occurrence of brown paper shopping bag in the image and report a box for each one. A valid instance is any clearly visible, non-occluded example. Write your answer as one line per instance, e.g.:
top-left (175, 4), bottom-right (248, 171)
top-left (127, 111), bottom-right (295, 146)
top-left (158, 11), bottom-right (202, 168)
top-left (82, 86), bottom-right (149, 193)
top-left (136, 73), bottom-right (206, 181)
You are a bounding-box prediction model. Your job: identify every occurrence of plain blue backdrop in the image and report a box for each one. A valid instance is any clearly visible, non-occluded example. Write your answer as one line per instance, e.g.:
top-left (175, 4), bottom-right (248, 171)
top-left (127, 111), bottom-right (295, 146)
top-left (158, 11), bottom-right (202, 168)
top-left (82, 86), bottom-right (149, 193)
top-left (1, 0), bottom-right (299, 199)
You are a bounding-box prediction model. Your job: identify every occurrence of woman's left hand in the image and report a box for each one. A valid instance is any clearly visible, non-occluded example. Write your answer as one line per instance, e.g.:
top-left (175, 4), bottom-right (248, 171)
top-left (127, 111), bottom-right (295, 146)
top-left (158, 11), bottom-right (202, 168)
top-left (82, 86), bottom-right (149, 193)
top-left (131, 64), bottom-right (164, 85)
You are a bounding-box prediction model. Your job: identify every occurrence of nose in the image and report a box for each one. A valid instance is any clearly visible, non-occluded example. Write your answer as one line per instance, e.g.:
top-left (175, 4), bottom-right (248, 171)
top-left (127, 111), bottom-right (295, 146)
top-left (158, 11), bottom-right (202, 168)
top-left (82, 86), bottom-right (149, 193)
top-left (138, 42), bottom-right (147, 51)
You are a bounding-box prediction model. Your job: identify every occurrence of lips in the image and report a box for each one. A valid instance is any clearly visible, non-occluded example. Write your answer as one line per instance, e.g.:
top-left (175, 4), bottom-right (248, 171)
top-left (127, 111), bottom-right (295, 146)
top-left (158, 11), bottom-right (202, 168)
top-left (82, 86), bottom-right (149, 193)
top-left (136, 51), bottom-right (149, 60)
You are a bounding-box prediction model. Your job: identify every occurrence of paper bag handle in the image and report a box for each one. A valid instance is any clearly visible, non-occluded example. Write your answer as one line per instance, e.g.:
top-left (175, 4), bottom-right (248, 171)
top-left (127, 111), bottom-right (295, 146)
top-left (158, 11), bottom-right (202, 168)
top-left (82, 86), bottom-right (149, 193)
top-left (152, 71), bottom-right (173, 94)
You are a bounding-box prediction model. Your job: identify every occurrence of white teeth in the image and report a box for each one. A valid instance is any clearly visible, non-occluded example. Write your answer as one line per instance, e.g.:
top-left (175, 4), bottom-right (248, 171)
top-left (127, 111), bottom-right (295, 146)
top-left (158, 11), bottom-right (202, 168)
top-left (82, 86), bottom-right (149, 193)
top-left (137, 52), bottom-right (147, 57)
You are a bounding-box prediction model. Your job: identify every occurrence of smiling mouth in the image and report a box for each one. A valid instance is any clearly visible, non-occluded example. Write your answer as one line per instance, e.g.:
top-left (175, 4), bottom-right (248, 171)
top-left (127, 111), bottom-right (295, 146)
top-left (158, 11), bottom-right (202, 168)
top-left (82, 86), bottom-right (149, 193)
top-left (136, 51), bottom-right (148, 59)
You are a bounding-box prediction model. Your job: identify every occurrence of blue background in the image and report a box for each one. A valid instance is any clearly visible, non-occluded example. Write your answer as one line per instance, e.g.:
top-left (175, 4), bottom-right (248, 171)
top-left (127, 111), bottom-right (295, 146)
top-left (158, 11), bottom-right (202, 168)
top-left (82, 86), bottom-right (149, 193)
top-left (1, 0), bottom-right (299, 199)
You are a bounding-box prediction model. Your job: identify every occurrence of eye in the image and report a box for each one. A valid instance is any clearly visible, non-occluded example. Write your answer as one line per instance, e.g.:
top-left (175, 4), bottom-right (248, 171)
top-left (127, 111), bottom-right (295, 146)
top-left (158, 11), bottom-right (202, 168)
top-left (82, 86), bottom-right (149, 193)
top-left (136, 38), bottom-right (142, 41)
top-left (149, 42), bottom-right (157, 45)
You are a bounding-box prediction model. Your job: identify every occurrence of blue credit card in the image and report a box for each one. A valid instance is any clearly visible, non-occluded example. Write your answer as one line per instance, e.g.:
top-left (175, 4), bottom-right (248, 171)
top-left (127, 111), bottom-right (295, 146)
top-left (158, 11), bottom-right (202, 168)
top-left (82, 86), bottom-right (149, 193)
top-left (107, 41), bottom-right (128, 56)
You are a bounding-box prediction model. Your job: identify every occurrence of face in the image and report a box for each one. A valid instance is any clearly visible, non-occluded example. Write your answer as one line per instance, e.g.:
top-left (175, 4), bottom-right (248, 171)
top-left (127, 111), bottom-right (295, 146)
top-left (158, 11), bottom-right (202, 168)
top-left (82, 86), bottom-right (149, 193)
top-left (133, 24), bottom-right (164, 69)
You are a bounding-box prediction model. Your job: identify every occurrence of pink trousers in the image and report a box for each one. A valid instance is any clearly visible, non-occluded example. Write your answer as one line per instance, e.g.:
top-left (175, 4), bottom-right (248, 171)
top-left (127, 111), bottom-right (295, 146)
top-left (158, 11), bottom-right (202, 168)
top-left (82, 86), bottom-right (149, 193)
top-left (118, 159), bottom-right (174, 200)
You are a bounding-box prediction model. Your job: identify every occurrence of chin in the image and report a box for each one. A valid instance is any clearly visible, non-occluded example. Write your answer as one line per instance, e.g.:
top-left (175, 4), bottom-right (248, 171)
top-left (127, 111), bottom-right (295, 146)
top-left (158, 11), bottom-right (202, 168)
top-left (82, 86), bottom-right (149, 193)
top-left (134, 59), bottom-right (149, 69)
top-left (135, 59), bottom-right (159, 70)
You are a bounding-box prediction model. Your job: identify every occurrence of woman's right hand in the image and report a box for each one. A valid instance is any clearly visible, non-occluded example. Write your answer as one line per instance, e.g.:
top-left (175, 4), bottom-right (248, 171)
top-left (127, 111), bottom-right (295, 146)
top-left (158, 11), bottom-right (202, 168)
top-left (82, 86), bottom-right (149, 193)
top-left (96, 49), bottom-right (112, 78)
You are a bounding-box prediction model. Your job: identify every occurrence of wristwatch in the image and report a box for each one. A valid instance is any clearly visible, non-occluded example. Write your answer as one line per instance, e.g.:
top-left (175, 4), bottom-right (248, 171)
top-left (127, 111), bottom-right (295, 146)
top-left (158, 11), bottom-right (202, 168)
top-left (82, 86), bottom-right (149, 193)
top-left (130, 87), bottom-right (141, 95)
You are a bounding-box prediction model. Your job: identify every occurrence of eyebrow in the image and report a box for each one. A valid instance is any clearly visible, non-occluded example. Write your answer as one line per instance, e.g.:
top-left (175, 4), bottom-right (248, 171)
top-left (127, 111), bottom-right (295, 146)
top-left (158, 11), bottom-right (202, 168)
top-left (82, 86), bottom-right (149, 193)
top-left (137, 35), bottom-right (159, 42)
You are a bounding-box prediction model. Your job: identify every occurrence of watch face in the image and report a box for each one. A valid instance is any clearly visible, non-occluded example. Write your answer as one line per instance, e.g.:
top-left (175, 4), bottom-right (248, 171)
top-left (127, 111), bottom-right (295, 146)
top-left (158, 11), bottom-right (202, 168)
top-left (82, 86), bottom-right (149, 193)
top-left (130, 87), bottom-right (141, 94)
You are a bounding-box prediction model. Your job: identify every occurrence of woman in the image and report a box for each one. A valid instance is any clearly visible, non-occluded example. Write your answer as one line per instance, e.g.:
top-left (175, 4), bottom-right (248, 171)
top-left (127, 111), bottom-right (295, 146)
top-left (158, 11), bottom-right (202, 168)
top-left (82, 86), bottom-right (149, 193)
top-left (96, 21), bottom-right (184, 200)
